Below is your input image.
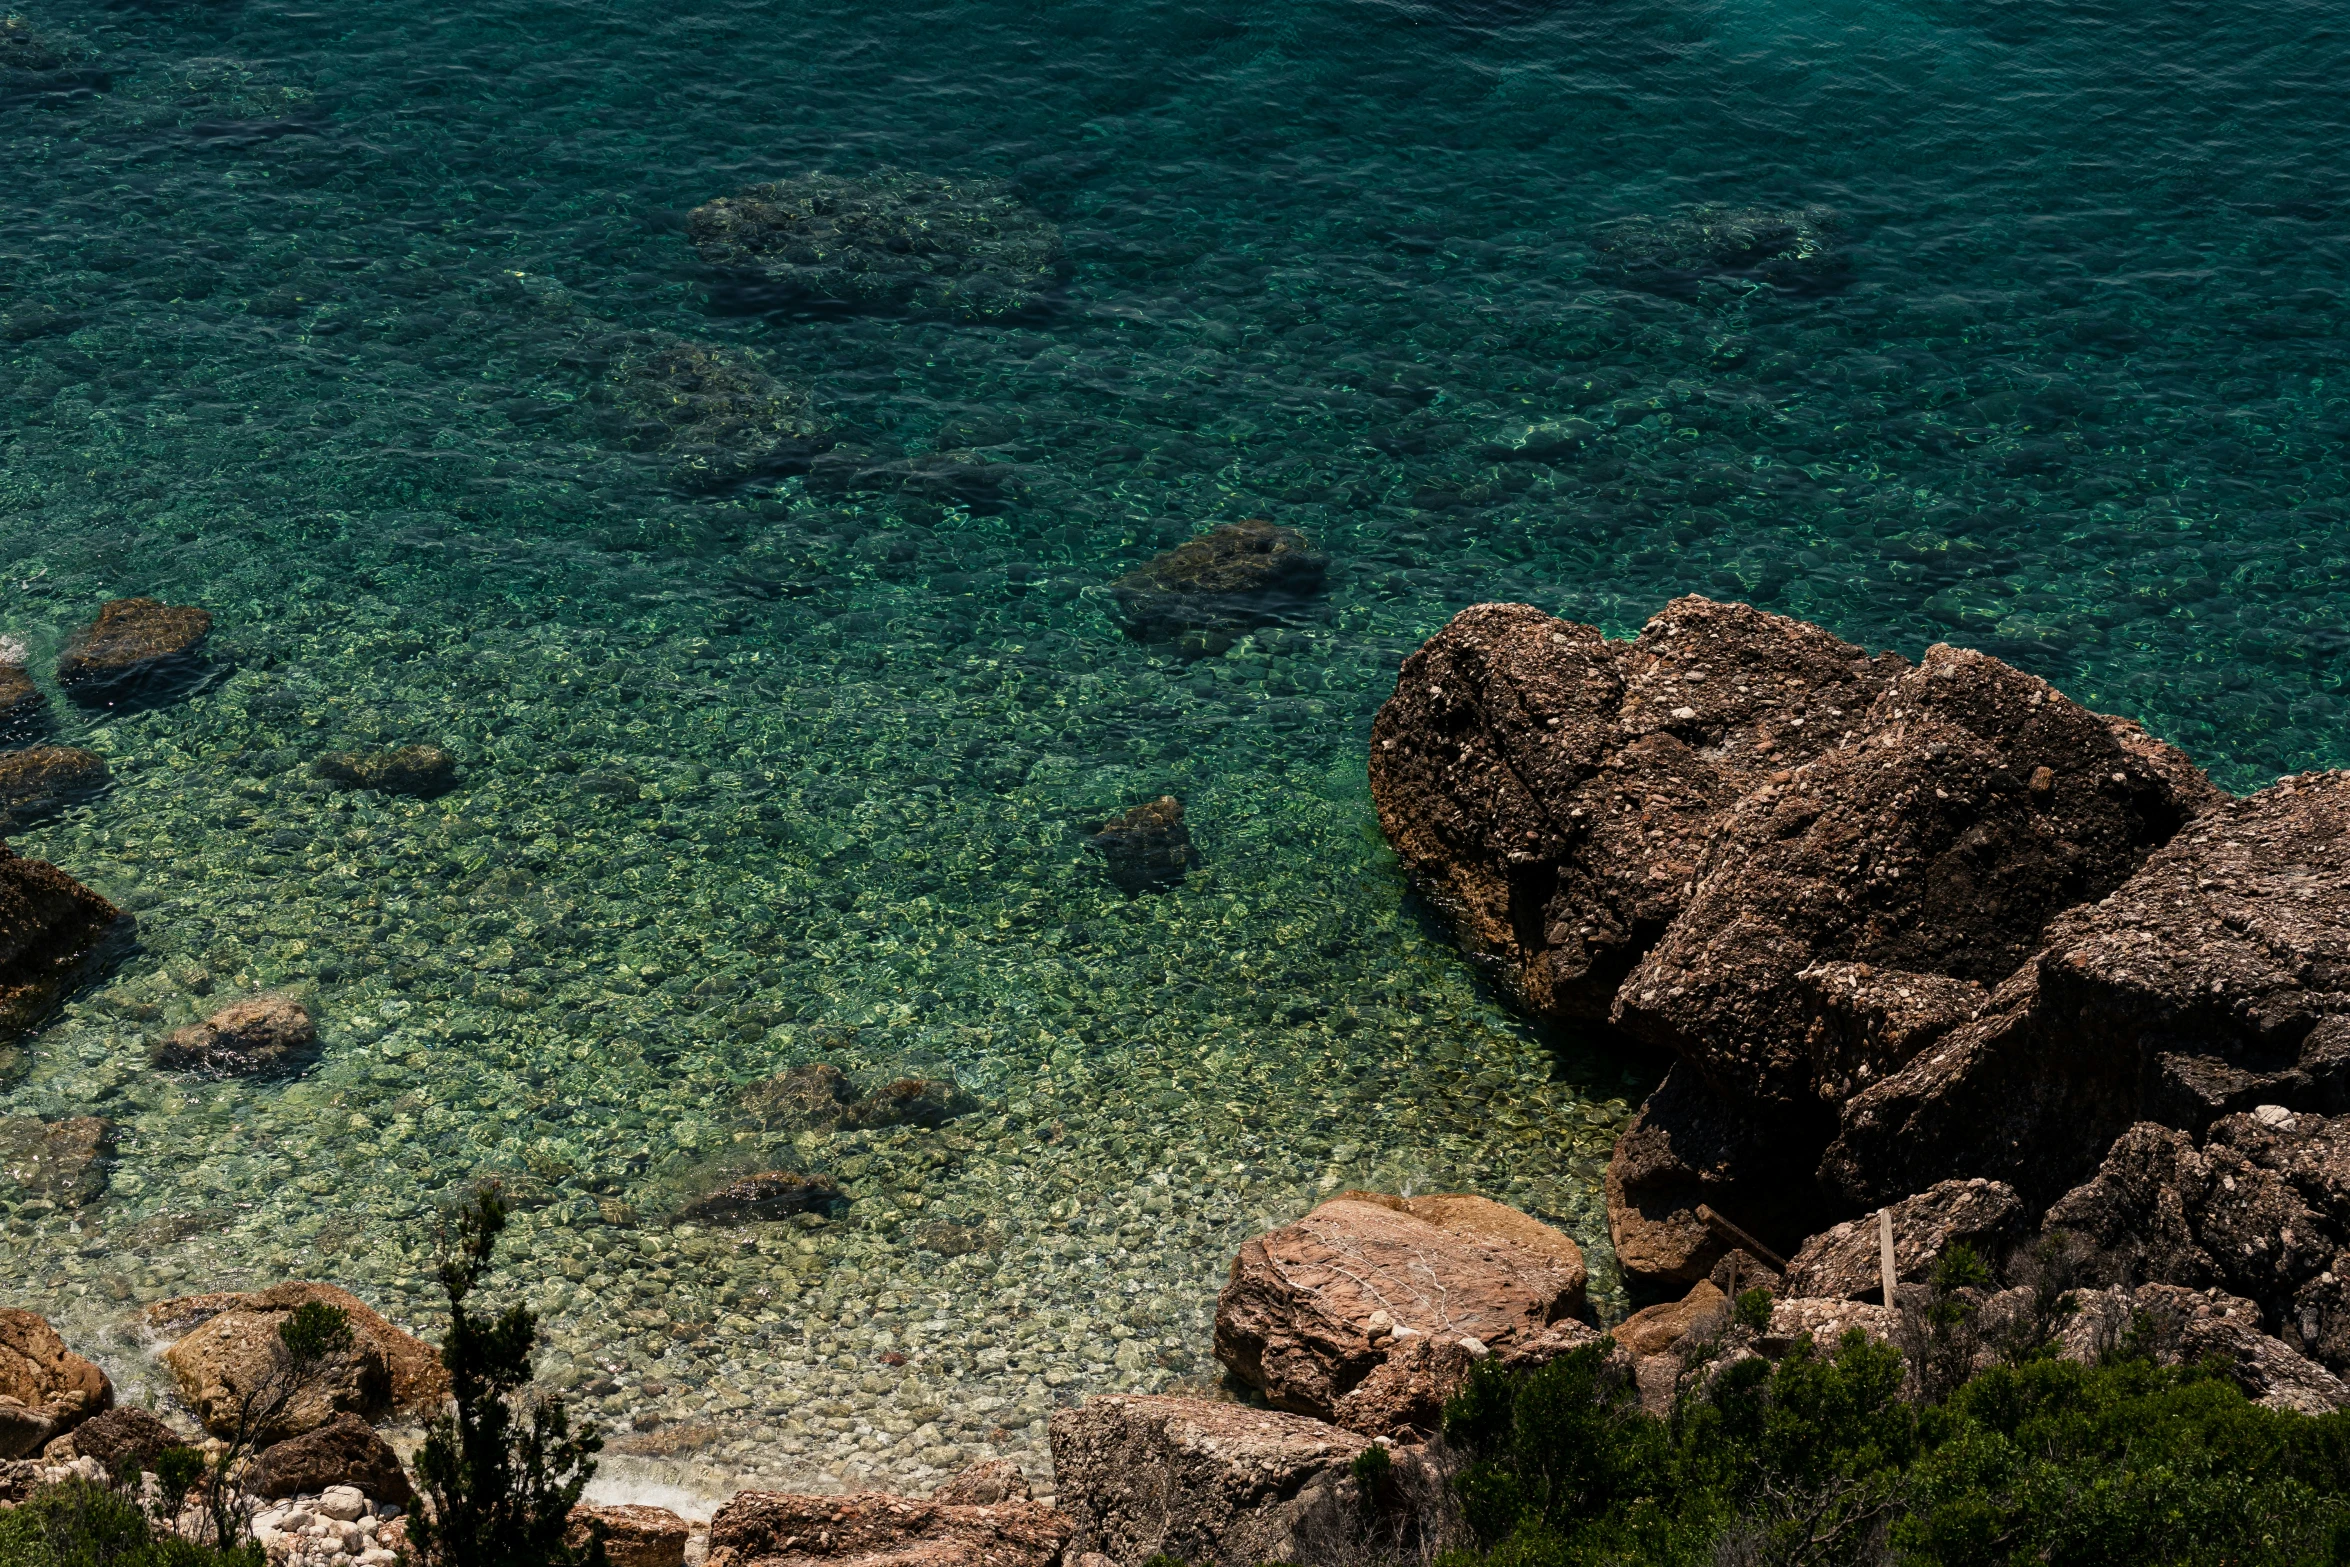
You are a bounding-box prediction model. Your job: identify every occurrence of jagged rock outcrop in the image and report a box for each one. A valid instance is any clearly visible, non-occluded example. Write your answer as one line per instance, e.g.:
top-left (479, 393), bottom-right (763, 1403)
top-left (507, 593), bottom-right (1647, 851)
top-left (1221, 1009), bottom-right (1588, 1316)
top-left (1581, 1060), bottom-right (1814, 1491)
top-left (1213, 1192), bottom-right (1586, 1436)
top-left (0, 1309), bottom-right (111, 1458)
top-left (1781, 1179), bottom-right (2027, 1302)
top-left (0, 845), bottom-right (126, 1037)
top-left (148, 1282), bottom-right (446, 1439)
top-left (2056, 1283), bottom-right (2350, 1414)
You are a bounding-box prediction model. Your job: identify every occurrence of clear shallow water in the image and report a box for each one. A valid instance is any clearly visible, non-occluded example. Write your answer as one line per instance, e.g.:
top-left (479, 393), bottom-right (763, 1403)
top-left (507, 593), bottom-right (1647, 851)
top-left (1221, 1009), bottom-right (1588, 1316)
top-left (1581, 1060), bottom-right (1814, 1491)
top-left (1, 0), bottom-right (2347, 1499)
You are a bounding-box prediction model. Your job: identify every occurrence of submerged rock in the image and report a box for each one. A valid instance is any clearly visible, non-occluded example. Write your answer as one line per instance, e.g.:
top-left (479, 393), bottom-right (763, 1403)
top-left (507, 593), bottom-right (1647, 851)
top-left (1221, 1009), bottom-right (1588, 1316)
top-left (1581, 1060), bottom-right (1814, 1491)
top-left (1214, 1192), bottom-right (1587, 1436)
top-left (1592, 203), bottom-right (1845, 294)
top-left (0, 15), bottom-right (65, 73)
top-left (0, 1308), bottom-right (112, 1459)
top-left (55, 598), bottom-right (212, 705)
top-left (0, 746), bottom-right (107, 832)
top-left (675, 1170), bottom-right (844, 1224)
top-left (687, 169), bottom-right (1063, 321)
top-left (0, 845), bottom-right (121, 1038)
top-left (0, 1115), bottom-right (111, 1209)
top-left (149, 1282), bottom-right (446, 1439)
top-left (248, 1410), bottom-right (413, 1505)
top-left (738, 1064), bottom-right (978, 1132)
top-left (840, 1076), bottom-right (978, 1130)
top-left (706, 1480), bottom-right (1073, 1567)
top-left (154, 993), bottom-right (317, 1077)
top-left (311, 744), bottom-right (458, 798)
top-left (45, 1405), bottom-right (181, 1472)
top-left (1110, 520), bottom-right (1328, 651)
top-left (1086, 796), bottom-right (1197, 892)
top-left (0, 662), bottom-right (43, 741)
top-left (605, 332), bottom-right (834, 490)
top-left (803, 444), bottom-right (1024, 512)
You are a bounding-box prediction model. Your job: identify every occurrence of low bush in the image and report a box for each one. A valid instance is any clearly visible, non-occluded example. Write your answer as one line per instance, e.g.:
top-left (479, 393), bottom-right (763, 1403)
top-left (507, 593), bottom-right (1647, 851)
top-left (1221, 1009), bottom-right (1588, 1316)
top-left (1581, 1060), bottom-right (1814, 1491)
top-left (0, 1478), bottom-right (260, 1567)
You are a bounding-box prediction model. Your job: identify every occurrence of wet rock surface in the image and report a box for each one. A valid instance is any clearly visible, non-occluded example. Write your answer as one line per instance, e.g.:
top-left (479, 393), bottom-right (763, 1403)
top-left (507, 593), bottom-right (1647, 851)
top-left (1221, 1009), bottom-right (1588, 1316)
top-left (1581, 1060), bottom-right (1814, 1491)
top-left (1781, 1178), bottom-right (2026, 1301)
top-left (0, 662), bottom-right (43, 741)
top-left (55, 598), bottom-right (213, 705)
top-left (0, 1114), bottom-right (111, 1209)
top-left (150, 1281), bottom-right (446, 1439)
top-left (705, 1480), bottom-right (1074, 1567)
top-left (604, 332), bottom-right (834, 490)
top-left (0, 1308), bottom-right (111, 1459)
top-left (248, 1410), bottom-right (414, 1505)
top-left (1110, 520), bottom-right (1328, 651)
top-left (154, 993), bottom-right (317, 1077)
top-left (1085, 796), bottom-right (1197, 892)
top-left (311, 744), bottom-right (458, 798)
top-left (1591, 204), bottom-right (1844, 295)
top-left (676, 1170), bottom-right (845, 1224)
top-left (687, 170), bottom-right (1063, 321)
top-left (0, 746), bottom-right (109, 832)
top-left (0, 843), bottom-right (125, 1036)
top-left (1049, 1395), bottom-right (1373, 1567)
top-left (1213, 1192), bottom-right (1585, 1436)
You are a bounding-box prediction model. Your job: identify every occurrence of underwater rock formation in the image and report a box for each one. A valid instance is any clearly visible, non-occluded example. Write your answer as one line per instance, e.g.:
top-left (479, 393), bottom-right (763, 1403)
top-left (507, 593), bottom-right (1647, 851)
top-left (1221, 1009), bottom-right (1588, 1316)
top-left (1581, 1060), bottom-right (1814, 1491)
top-left (148, 1282), bottom-right (446, 1439)
top-left (738, 1064), bottom-right (978, 1133)
top-left (154, 993), bottom-right (317, 1077)
top-left (0, 1308), bottom-right (112, 1458)
top-left (1085, 796), bottom-right (1197, 892)
top-left (0, 746), bottom-right (107, 832)
top-left (1110, 520), bottom-right (1328, 652)
top-left (675, 1171), bottom-right (845, 1225)
top-left (0, 661), bottom-right (43, 741)
top-left (1592, 203), bottom-right (1845, 295)
top-left (311, 743), bottom-right (458, 798)
top-left (55, 597), bottom-right (212, 706)
top-left (687, 169), bottom-right (1062, 321)
top-left (603, 332), bottom-right (834, 490)
top-left (0, 1115), bottom-right (109, 1211)
top-left (0, 14), bottom-right (64, 73)
top-left (803, 444), bottom-right (1024, 511)
top-left (0, 845), bottom-right (124, 1038)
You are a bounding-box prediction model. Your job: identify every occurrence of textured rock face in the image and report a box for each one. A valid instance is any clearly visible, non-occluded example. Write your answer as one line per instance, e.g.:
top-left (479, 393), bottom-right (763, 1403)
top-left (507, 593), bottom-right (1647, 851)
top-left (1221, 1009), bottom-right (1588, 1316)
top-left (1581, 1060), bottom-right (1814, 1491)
top-left (1604, 1062), bottom-right (1825, 1288)
top-left (1781, 1179), bottom-right (2026, 1302)
top-left (570, 1503), bottom-right (692, 1567)
top-left (311, 744), bottom-right (458, 798)
top-left (0, 746), bottom-right (106, 831)
top-left (687, 170), bottom-right (1062, 321)
top-left (1370, 597), bottom-right (1903, 1028)
top-left (604, 332), bottom-right (834, 490)
top-left (1087, 796), bottom-right (1197, 892)
top-left (0, 844), bottom-right (125, 1036)
top-left (1213, 1194), bottom-right (1585, 1436)
top-left (0, 1114), bottom-right (111, 1209)
top-left (2058, 1283), bottom-right (2350, 1414)
top-left (149, 1282), bottom-right (446, 1439)
top-left (248, 1411), bottom-right (414, 1504)
top-left (1825, 773), bottom-right (2350, 1206)
top-left (1615, 1279), bottom-right (1730, 1356)
top-left (0, 1309), bottom-right (112, 1458)
top-left (49, 1405), bottom-right (183, 1472)
top-left (1110, 520), bottom-right (1328, 651)
top-left (1049, 1395), bottom-right (1373, 1567)
top-left (55, 598), bottom-right (212, 704)
top-left (705, 1487), bottom-right (1072, 1567)
top-left (154, 994), bottom-right (316, 1077)
top-left (930, 1460), bottom-right (1030, 1507)
top-left (1759, 1297), bottom-right (1901, 1355)
top-left (1617, 643), bottom-right (2214, 1111)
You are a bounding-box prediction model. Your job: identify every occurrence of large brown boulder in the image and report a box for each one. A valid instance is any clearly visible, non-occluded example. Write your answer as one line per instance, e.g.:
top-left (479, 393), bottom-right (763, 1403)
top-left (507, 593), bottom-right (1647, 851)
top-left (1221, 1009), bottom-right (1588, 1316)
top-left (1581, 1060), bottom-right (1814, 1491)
top-left (0, 844), bottom-right (126, 1037)
top-left (1049, 1395), bottom-right (1375, 1567)
top-left (149, 1282), bottom-right (446, 1439)
top-left (1370, 597), bottom-right (1905, 1028)
top-left (704, 1486), bottom-right (1071, 1567)
top-left (1780, 1178), bottom-right (2026, 1302)
top-left (1213, 1193), bottom-right (1585, 1436)
top-left (1824, 772), bottom-right (2350, 1207)
top-left (0, 1114), bottom-right (112, 1209)
top-left (0, 1309), bottom-right (112, 1458)
top-left (1615, 643), bottom-right (2214, 1111)
top-left (1110, 520), bottom-right (1328, 652)
top-left (247, 1410), bottom-right (413, 1504)
top-left (1604, 1063), bottom-right (1824, 1289)
top-left (47, 1406), bottom-right (184, 1472)
top-left (56, 598), bottom-right (212, 705)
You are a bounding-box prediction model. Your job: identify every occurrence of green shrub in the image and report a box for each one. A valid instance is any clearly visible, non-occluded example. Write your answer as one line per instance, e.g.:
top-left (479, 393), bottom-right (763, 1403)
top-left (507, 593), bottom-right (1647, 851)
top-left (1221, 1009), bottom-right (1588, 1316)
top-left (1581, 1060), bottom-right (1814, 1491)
top-left (1441, 1327), bottom-right (2350, 1567)
top-left (0, 1478), bottom-right (260, 1567)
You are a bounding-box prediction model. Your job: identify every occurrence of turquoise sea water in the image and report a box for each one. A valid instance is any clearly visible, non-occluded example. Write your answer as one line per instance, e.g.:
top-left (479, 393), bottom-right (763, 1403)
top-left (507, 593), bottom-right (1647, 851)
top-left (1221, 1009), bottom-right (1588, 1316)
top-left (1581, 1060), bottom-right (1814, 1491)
top-left (3, 0), bottom-right (2347, 1498)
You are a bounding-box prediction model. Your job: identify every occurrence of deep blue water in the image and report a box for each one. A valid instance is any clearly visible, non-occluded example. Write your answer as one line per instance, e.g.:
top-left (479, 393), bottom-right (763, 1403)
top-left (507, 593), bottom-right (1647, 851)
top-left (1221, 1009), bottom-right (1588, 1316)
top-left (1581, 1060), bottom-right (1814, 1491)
top-left (2, 0), bottom-right (2347, 1497)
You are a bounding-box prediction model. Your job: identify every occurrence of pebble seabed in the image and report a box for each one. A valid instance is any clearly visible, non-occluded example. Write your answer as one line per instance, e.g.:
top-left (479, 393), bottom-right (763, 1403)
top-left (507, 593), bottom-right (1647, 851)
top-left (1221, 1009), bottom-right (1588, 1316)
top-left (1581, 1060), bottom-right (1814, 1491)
top-left (3, 0), bottom-right (2349, 1507)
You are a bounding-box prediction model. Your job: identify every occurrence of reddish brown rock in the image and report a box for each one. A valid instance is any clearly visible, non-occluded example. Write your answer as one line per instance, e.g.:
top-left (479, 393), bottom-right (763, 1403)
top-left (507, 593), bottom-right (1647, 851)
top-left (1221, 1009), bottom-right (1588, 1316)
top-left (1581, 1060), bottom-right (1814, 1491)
top-left (705, 1486), bottom-right (1072, 1567)
top-left (1825, 772), bottom-right (2350, 1208)
top-left (1213, 1193), bottom-right (1586, 1436)
top-left (0, 1309), bottom-right (111, 1459)
top-left (1616, 643), bottom-right (2215, 1112)
top-left (1085, 796), bottom-right (1197, 892)
top-left (0, 748), bottom-right (106, 836)
top-left (1110, 520), bottom-right (1328, 651)
top-left (676, 1171), bottom-right (844, 1225)
top-left (46, 1405), bottom-right (183, 1472)
top-left (1369, 597), bottom-right (1904, 1028)
top-left (56, 598), bottom-right (212, 705)
top-left (1049, 1395), bottom-right (1374, 1567)
top-left (247, 1410), bottom-right (413, 1504)
top-left (1614, 1279), bottom-right (1731, 1356)
top-left (154, 994), bottom-right (316, 1077)
top-left (930, 1460), bottom-right (1029, 1507)
top-left (0, 1114), bottom-right (112, 1209)
top-left (0, 663), bottom-right (41, 739)
top-left (0, 844), bottom-right (126, 1037)
top-left (570, 1502), bottom-right (691, 1567)
top-left (1780, 1178), bottom-right (2026, 1301)
top-left (148, 1282), bottom-right (446, 1439)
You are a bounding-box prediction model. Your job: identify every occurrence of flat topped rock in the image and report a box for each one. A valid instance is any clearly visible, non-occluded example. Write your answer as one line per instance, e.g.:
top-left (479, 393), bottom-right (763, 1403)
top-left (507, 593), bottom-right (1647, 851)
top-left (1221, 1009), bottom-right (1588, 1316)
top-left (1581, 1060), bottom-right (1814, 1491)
top-left (0, 1307), bottom-right (112, 1459)
top-left (1214, 1192), bottom-right (1586, 1436)
top-left (148, 1281), bottom-right (446, 1439)
top-left (1110, 520), bottom-right (1328, 650)
top-left (56, 598), bottom-right (212, 704)
top-left (0, 746), bottom-right (109, 832)
top-left (706, 1484), bottom-right (1072, 1567)
top-left (154, 993), bottom-right (316, 1077)
top-left (0, 843), bottom-right (125, 1037)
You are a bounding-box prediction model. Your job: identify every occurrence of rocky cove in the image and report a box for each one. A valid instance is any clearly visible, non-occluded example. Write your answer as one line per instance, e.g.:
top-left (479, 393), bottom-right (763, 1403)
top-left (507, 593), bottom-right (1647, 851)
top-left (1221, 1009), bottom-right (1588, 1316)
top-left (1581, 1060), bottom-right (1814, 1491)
top-left (2, 586), bottom-right (2347, 1562)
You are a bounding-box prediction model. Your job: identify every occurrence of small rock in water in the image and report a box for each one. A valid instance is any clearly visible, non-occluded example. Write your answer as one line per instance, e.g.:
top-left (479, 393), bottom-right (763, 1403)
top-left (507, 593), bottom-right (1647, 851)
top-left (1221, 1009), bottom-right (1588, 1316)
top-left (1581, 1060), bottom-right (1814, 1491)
top-left (1110, 519), bottom-right (1328, 650)
top-left (0, 845), bottom-right (124, 1036)
top-left (55, 598), bottom-right (213, 706)
top-left (676, 1170), bottom-right (845, 1224)
top-left (1087, 796), bottom-right (1198, 892)
top-left (604, 330), bottom-right (834, 490)
top-left (154, 993), bottom-right (317, 1077)
top-left (0, 660), bottom-right (43, 740)
top-left (739, 1063), bottom-right (979, 1131)
top-left (311, 744), bottom-right (458, 798)
top-left (0, 1115), bottom-right (111, 1210)
top-left (0, 746), bottom-right (107, 831)
top-left (1592, 203), bottom-right (1846, 295)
